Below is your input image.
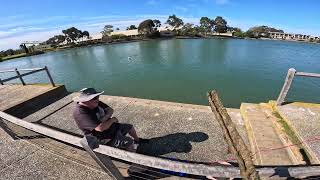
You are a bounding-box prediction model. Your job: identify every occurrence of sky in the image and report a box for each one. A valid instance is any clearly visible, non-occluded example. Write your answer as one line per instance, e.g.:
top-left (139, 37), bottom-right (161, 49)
top-left (0, 0), bottom-right (319, 50)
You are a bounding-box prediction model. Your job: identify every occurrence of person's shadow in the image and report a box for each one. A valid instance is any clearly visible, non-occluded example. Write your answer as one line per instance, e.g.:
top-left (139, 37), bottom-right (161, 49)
top-left (136, 132), bottom-right (209, 156)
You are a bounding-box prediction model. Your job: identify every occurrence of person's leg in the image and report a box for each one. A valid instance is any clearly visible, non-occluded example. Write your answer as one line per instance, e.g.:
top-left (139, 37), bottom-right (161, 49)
top-left (128, 126), bottom-right (139, 141)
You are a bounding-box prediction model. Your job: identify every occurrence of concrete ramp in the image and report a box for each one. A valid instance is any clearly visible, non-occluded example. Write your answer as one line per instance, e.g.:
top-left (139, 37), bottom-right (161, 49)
top-left (240, 103), bottom-right (293, 165)
top-left (276, 102), bottom-right (320, 164)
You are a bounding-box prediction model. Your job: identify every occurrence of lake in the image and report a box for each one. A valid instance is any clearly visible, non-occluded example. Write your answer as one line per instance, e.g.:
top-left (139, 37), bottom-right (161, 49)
top-left (1, 38), bottom-right (320, 108)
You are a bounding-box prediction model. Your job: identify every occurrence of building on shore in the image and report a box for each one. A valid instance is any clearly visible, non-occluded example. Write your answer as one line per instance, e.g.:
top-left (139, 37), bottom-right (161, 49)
top-left (268, 32), bottom-right (319, 41)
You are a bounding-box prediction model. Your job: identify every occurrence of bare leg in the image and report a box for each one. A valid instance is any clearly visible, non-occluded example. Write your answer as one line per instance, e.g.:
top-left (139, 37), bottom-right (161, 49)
top-left (128, 127), bottom-right (139, 141)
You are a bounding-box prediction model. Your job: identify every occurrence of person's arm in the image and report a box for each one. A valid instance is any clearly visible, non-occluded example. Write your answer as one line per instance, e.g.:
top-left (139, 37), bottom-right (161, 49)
top-left (99, 101), bottom-right (114, 121)
top-left (94, 117), bottom-right (117, 132)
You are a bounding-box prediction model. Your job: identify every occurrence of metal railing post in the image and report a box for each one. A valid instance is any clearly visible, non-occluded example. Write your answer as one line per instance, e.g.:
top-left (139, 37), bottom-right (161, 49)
top-left (44, 66), bottom-right (55, 87)
top-left (80, 136), bottom-right (124, 180)
top-left (15, 68), bottom-right (26, 85)
top-left (276, 68), bottom-right (296, 106)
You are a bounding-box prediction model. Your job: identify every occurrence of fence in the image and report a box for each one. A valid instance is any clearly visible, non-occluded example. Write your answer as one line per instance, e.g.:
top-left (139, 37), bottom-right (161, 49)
top-left (277, 68), bottom-right (320, 105)
top-left (0, 66), bottom-right (55, 87)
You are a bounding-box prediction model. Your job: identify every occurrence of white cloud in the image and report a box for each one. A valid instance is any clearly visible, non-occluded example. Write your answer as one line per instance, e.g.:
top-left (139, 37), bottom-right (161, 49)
top-left (0, 30), bottom-right (60, 50)
top-left (0, 15), bottom-right (174, 50)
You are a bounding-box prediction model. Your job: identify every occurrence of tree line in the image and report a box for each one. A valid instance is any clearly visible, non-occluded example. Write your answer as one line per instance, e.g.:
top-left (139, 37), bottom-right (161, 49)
top-left (1, 14), bottom-right (319, 61)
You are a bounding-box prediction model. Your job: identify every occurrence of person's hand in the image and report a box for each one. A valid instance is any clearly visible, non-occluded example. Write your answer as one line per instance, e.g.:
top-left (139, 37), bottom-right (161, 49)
top-left (111, 117), bottom-right (119, 123)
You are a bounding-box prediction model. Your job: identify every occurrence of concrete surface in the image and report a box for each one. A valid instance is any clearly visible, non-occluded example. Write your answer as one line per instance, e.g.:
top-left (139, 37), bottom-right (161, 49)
top-left (276, 102), bottom-right (320, 164)
top-left (0, 120), bottom-right (112, 180)
top-left (24, 93), bottom-right (249, 163)
top-left (0, 84), bottom-right (252, 179)
top-left (0, 84), bottom-right (68, 118)
top-left (240, 103), bottom-right (293, 165)
top-left (0, 84), bottom-right (54, 111)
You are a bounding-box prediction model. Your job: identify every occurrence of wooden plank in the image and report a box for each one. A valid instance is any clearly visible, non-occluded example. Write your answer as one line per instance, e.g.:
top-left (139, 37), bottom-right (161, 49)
top-left (208, 91), bottom-right (259, 180)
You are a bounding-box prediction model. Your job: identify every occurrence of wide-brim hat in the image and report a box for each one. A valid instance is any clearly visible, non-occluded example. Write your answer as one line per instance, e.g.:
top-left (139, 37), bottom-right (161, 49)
top-left (73, 88), bottom-right (104, 102)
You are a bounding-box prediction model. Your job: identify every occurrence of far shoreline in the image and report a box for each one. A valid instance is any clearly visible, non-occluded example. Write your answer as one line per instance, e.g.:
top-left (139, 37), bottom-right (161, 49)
top-left (1, 36), bottom-right (319, 62)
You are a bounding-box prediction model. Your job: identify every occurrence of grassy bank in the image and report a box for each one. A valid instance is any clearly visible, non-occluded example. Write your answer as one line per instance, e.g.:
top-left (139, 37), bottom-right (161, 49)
top-left (0, 51), bottom-right (45, 62)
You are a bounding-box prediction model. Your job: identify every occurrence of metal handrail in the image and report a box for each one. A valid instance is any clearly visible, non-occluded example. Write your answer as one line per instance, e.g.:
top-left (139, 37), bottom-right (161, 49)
top-left (276, 68), bottom-right (320, 105)
top-left (0, 66), bottom-right (55, 87)
top-left (1, 111), bottom-right (320, 179)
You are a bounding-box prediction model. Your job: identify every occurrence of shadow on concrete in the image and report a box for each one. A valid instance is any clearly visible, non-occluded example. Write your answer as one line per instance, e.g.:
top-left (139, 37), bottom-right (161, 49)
top-left (0, 118), bottom-right (46, 140)
top-left (136, 132), bottom-right (209, 156)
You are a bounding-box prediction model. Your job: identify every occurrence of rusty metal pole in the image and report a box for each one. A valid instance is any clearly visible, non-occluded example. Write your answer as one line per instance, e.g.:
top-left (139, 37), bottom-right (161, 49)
top-left (15, 68), bottom-right (25, 85)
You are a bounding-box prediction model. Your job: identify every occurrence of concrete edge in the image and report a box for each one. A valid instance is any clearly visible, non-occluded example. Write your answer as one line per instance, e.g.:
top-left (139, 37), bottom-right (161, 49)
top-left (271, 101), bottom-right (320, 164)
top-left (239, 103), bottom-right (261, 165)
top-left (4, 84), bottom-right (68, 118)
top-left (73, 92), bottom-right (218, 111)
top-left (259, 103), bottom-right (300, 165)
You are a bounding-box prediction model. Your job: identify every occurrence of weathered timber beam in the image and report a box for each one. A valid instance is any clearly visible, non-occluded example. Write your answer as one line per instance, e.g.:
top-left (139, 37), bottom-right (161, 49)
top-left (208, 90), bottom-right (260, 180)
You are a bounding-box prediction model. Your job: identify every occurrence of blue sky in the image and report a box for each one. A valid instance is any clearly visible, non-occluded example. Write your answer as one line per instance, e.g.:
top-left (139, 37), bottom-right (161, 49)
top-left (0, 0), bottom-right (319, 50)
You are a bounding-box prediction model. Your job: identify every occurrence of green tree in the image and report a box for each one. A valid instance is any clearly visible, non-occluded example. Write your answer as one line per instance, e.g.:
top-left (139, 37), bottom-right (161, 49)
top-left (62, 27), bottom-right (83, 43)
top-left (153, 19), bottom-right (161, 28)
top-left (138, 19), bottom-right (155, 36)
top-left (126, 25), bottom-right (137, 30)
top-left (214, 16), bottom-right (228, 33)
top-left (234, 31), bottom-right (245, 38)
top-left (200, 17), bottom-right (214, 35)
top-left (166, 14), bottom-right (184, 30)
top-left (246, 26), bottom-right (283, 38)
top-left (180, 23), bottom-right (197, 36)
top-left (228, 27), bottom-right (242, 32)
top-left (19, 44), bottom-right (29, 54)
top-left (82, 31), bottom-right (90, 39)
top-left (46, 35), bottom-right (66, 45)
top-left (101, 25), bottom-right (114, 37)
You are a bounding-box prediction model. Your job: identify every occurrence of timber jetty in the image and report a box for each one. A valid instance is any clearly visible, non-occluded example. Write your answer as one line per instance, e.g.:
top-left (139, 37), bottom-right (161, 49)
top-left (0, 67), bottom-right (320, 179)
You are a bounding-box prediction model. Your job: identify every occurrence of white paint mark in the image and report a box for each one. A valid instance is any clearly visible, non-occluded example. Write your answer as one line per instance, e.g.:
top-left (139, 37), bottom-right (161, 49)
top-left (307, 109), bottom-right (316, 116)
top-left (188, 117), bottom-right (193, 120)
top-left (237, 118), bottom-right (244, 125)
top-left (154, 113), bottom-right (159, 117)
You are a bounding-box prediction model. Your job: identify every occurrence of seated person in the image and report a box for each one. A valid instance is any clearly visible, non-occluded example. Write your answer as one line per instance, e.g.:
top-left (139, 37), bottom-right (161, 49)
top-left (73, 88), bottom-right (146, 151)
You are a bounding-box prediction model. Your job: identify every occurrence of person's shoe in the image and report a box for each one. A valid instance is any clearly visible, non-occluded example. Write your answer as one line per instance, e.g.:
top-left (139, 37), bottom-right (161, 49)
top-left (134, 138), bottom-right (150, 144)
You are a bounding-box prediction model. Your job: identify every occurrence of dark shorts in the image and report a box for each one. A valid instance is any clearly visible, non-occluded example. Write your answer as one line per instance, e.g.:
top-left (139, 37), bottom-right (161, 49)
top-left (92, 123), bottom-right (134, 149)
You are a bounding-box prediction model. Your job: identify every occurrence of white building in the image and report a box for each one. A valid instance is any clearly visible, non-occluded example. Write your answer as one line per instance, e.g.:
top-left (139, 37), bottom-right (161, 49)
top-left (268, 32), bottom-right (319, 41)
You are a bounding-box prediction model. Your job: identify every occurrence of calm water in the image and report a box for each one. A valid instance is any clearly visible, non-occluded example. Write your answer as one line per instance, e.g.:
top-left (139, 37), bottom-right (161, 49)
top-left (1, 39), bottom-right (320, 108)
